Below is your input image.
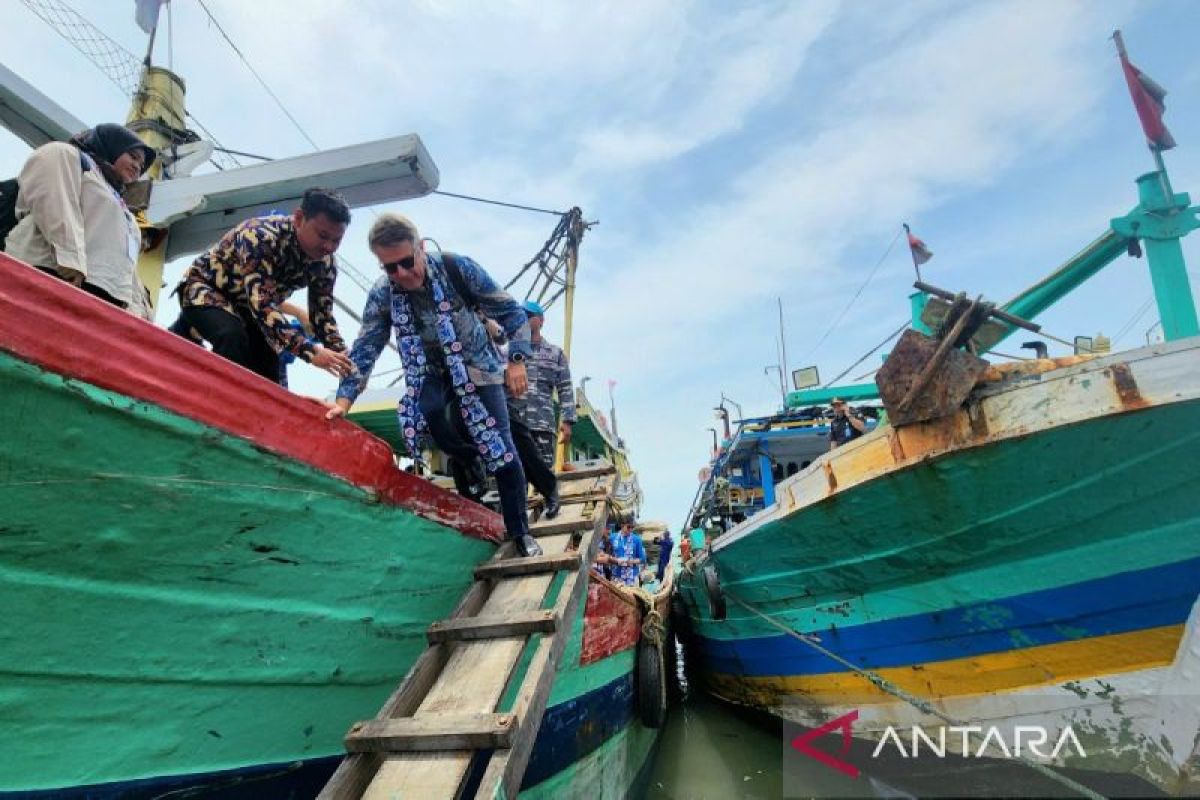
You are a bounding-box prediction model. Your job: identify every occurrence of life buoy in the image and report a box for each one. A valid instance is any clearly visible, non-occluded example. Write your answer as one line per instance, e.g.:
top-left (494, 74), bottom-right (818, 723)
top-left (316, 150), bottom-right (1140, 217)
top-left (636, 637), bottom-right (668, 729)
top-left (703, 565), bottom-right (726, 621)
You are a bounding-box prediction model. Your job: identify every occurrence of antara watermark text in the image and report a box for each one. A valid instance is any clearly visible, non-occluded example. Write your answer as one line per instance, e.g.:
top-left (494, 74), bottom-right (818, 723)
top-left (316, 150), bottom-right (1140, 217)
top-left (788, 710), bottom-right (1087, 780)
top-left (871, 724), bottom-right (1087, 760)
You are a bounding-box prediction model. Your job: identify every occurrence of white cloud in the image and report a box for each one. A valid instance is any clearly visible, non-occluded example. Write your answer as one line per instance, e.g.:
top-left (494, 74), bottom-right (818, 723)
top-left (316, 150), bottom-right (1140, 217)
top-left (4, 0), bottom-right (1192, 529)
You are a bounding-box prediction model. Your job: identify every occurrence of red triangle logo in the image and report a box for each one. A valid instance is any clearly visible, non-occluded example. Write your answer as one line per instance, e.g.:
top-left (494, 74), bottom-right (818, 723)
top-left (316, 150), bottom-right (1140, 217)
top-left (790, 710), bottom-right (860, 778)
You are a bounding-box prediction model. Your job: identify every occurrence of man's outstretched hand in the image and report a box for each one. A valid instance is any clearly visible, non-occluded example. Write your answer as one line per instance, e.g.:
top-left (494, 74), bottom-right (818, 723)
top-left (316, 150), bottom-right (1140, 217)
top-left (310, 346), bottom-right (355, 379)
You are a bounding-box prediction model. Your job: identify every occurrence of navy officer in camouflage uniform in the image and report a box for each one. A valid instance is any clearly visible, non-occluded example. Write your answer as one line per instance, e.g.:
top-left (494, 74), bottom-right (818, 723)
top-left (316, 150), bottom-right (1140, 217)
top-left (507, 300), bottom-right (576, 519)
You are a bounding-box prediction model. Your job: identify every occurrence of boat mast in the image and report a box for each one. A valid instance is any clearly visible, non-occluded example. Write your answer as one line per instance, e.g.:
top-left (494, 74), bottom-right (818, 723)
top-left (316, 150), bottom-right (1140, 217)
top-left (125, 61), bottom-right (185, 310)
top-left (560, 211), bottom-right (584, 358)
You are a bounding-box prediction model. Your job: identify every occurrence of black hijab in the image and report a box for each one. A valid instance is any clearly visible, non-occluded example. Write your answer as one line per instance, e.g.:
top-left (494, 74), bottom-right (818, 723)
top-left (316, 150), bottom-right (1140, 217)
top-left (69, 123), bottom-right (157, 190)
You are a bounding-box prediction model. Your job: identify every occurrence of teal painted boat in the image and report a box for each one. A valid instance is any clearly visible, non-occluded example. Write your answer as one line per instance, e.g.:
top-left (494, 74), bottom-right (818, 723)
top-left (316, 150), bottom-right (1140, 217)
top-left (677, 139), bottom-right (1200, 793)
top-left (1, 251), bottom-right (673, 799)
top-left (0, 253), bottom-right (504, 794)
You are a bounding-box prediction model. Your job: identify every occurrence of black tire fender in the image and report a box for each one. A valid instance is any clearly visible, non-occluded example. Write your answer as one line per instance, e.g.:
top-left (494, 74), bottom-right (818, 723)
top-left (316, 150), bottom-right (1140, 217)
top-left (636, 637), bottom-right (668, 729)
top-left (703, 564), bottom-right (726, 621)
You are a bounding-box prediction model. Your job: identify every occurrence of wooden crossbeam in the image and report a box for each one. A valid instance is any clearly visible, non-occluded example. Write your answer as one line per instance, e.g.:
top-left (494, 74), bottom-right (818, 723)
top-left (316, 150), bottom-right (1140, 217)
top-left (344, 713), bottom-right (516, 753)
top-left (426, 609), bottom-right (557, 644)
top-left (556, 463), bottom-right (616, 480)
top-left (473, 551), bottom-right (581, 580)
top-left (530, 518), bottom-right (595, 536)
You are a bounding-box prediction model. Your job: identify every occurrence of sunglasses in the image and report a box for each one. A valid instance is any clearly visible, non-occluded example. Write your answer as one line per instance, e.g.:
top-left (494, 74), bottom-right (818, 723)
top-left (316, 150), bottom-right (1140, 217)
top-left (382, 254), bottom-right (417, 273)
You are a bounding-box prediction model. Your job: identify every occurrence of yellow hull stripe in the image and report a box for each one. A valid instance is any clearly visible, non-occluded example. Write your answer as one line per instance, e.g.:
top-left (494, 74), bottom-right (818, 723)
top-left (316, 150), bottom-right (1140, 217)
top-left (706, 624), bottom-right (1184, 707)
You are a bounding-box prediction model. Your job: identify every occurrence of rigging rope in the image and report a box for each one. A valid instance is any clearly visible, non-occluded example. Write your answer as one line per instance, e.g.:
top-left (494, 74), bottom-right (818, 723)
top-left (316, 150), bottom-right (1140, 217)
top-left (195, 0), bottom-right (318, 150)
top-left (799, 230), bottom-right (903, 364)
top-left (19, 0), bottom-right (241, 170)
top-left (1113, 296), bottom-right (1155, 344)
top-left (722, 589), bottom-right (1106, 800)
top-left (20, 0), bottom-right (141, 97)
top-left (821, 320), bottom-right (908, 389)
top-left (431, 189), bottom-right (567, 217)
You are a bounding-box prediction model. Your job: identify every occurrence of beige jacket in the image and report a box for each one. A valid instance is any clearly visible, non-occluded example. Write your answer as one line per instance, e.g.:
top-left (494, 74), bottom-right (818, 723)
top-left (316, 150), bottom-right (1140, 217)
top-left (5, 142), bottom-right (142, 308)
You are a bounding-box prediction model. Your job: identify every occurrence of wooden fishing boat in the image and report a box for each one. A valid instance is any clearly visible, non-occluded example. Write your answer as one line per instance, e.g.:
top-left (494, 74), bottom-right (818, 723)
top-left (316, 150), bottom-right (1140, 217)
top-left (676, 92), bottom-right (1200, 793)
top-left (0, 254), bottom-right (502, 795)
top-left (1, 10), bottom-right (672, 795)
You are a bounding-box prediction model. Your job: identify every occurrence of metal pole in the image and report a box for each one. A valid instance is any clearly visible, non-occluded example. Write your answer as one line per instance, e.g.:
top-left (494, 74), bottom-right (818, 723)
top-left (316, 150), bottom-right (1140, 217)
top-left (721, 392), bottom-right (744, 420)
top-left (903, 223), bottom-right (922, 282)
top-left (777, 297), bottom-right (788, 379)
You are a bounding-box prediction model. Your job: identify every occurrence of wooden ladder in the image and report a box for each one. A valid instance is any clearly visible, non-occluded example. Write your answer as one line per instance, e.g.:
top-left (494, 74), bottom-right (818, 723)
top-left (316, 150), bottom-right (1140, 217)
top-left (319, 464), bottom-right (615, 800)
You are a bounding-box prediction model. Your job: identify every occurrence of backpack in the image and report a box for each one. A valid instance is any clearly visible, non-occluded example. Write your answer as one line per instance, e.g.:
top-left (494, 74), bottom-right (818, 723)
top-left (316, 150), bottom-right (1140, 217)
top-left (0, 150), bottom-right (93, 251)
top-left (440, 252), bottom-right (478, 311)
top-left (0, 178), bottom-right (19, 250)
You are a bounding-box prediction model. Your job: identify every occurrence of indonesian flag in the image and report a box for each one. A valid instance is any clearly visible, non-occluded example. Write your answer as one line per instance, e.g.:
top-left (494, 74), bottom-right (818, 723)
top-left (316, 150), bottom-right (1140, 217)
top-left (1116, 32), bottom-right (1176, 150)
top-left (904, 224), bottom-right (933, 265)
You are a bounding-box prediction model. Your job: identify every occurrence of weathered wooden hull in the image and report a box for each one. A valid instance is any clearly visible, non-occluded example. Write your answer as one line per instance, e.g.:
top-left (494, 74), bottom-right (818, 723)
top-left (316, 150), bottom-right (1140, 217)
top-left (0, 256), bottom-right (501, 794)
top-left (0, 255), bottom-right (667, 798)
top-left (677, 339), bottom-right (1200, 793)
top-left (520, 578), bottom-right (671, 798)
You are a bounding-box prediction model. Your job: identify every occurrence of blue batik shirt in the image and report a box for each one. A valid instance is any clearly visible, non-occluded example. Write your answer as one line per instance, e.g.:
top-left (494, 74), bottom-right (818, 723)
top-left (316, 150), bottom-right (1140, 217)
top-left (610, 531), bottom-right (646, 587)
top-left (336, 252), bottom-right (531, 402)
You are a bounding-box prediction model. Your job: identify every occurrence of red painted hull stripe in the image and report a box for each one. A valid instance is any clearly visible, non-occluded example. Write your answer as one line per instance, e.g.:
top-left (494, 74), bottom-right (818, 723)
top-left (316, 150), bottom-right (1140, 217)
top-left (0, 253), bottom-right (504, 542)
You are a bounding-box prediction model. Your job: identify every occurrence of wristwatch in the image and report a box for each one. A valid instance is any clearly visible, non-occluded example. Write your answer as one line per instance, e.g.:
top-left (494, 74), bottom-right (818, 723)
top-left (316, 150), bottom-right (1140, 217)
top-left (509, 352), bottom-right (526, 364)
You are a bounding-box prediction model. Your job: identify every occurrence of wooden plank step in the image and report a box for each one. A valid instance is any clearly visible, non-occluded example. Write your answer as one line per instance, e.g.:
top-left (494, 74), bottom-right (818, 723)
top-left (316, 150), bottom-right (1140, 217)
top-left (474, 551), bottom-right (581, 580)
top-left (529, 516), bottom-right (596, 536)
top-left (426, 608), bottom-right (557, 644)
top-left (556, 463), bottom-right (616, 480)
top-left (554, 490), bottom-right (609, 506)
top-left (344, 713), bottom-right (516, 753)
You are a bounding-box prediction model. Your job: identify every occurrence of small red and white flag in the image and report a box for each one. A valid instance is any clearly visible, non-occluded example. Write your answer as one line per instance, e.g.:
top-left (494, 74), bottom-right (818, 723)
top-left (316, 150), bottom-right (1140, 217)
top-left (1115, 30), bottom-right (1176, 151)
top-left (904, 224), bottom-right (933, 265)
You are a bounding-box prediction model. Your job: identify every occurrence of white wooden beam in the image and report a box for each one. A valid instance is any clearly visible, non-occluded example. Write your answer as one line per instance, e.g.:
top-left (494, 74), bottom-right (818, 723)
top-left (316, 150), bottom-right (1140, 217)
top-left (0, 63), bottom-right (87, 147)
top-left (147, 134), bottom-right (440, 259)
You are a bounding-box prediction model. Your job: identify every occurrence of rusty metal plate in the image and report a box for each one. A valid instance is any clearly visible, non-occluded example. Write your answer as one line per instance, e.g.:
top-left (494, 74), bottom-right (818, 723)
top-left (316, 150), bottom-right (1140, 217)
top-left (876, 329), bottom-right (988, 426)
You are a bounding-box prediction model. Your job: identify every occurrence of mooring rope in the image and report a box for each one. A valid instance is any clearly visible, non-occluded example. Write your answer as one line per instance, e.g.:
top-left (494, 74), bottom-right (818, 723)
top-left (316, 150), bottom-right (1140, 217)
top-left (722, 589), bottom-right (1106, 800)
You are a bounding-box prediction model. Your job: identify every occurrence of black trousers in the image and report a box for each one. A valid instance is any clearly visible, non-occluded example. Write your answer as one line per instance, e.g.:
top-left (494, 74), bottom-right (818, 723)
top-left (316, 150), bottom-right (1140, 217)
top-left (510, 418), bottom-right (558, 500)
top-left (35, 266), bottom-right (127, 309)
top-left (170, 306), bottom-right (281, 384)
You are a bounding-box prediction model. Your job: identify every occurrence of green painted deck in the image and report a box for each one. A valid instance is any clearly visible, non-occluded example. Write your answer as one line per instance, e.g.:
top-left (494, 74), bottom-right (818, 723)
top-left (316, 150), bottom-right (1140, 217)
top-left (0, 353), bottom-right (494, 791)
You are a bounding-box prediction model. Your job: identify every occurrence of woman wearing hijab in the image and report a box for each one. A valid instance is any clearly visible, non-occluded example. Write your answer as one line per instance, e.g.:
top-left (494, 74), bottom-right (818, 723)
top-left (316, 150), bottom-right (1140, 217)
top-left (4, 123), bottom-right (156, 316)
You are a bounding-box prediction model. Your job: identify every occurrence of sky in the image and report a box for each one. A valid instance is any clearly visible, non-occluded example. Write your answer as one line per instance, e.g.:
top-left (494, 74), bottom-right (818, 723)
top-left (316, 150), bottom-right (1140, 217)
top-left (3, 0), bottom-right (1200, 527)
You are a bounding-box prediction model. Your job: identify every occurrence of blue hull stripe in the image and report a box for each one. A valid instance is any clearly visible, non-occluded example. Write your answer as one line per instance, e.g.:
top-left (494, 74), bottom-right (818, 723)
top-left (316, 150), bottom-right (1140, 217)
top-left (694, 556), bottom-right (1200, 677)
top-left (523, 672), bottom-right (637, 787)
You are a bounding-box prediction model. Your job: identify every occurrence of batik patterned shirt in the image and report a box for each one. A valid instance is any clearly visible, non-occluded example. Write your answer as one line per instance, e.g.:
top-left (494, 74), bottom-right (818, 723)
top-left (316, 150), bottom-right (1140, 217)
top-left (610, 531), bottom-right (646, 587)
top-left (336, 252), bottom-right (531, 403)
top-left (176, 214), bottom-right (345, 357)
top-left (507, 338), bottom-right (576, 433)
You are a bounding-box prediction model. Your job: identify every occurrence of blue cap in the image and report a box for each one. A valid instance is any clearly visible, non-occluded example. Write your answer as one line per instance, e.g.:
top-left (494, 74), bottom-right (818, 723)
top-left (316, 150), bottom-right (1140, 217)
top-left (523, 300), bottom-right (545, 317)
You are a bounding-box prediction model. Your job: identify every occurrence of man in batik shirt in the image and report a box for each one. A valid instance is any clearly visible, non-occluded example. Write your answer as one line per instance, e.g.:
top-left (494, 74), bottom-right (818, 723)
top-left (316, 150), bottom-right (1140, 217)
top-left (170, 187), bottom-right (354, 383)
top-left (506, 300), bottom-right (576, 519)
top-left (610, 522), bottom-right (646, 587)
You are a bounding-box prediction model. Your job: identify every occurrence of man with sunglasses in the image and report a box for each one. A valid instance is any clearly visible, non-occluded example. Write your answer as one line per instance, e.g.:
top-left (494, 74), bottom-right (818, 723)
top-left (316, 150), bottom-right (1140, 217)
top-left (327, 213), bottom-right (542, 557)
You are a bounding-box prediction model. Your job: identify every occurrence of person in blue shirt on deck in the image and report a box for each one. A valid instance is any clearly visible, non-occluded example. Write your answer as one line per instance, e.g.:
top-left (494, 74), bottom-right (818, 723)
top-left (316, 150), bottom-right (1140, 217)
top-left (610, 522), bottom-right (647, 587)
top-left (655, 529), bottom-right (674, 583)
